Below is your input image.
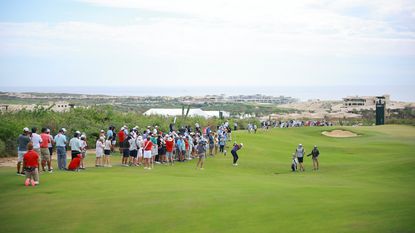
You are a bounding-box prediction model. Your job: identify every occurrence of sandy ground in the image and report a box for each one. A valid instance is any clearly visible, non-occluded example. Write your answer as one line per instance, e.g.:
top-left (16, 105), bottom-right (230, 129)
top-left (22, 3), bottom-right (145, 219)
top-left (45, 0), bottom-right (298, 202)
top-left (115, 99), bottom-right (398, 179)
top-left (0, 157), bottom-right (17, 167)
top-left (0, 149), bottom-right (98, 168)
top-left (322, 130), bottom-right (358, 138)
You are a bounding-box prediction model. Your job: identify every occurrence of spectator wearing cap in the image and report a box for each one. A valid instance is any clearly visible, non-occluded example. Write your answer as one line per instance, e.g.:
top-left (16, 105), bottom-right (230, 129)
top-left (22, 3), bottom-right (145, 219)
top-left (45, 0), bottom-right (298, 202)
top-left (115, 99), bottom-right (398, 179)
top-left (40, 128), bottom-right (52, 173)
top-left (295, 144), bottom-right (305, 172)
top-left (30, 127), bottom-right (42, 158)
top-left (69, 131), bottom-right (83, 160)
top-left (118, 127), bottom-right (126, 154)
top-left (165, 136), bottom-right (175, 165)
top-left (54, 128), bottom-right (67, 170)
top-left (17, 127), bottom-right (31, 175)
top-left (307, 145), bottom-right (320, 171)
top-left (99, 130), bottom-right (106, 139)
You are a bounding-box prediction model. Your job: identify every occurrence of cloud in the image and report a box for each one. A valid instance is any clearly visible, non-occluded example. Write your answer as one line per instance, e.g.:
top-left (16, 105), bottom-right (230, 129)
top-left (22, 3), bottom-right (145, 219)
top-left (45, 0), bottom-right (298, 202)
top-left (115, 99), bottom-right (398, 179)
top-left (1, 0), bottom-right (414, 87)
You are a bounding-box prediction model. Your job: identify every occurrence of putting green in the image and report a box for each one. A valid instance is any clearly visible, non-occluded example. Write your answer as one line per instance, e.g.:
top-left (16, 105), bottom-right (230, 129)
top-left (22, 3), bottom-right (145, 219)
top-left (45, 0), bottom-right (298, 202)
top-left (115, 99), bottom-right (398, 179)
top-left (0, 125), bottom-right (414, 233)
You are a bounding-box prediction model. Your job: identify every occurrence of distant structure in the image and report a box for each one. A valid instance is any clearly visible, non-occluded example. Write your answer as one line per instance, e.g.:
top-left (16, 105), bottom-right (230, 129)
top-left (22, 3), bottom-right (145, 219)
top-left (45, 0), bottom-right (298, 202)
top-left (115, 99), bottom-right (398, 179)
top-left (51, 101), bottom-right (72, 112)
top-left (226, 94), bottom-right (295, 104)
top-left (0, 101), bottom-right (75, 112)
top-left (343, 95), bottom-right (390, 108)
top-left (375, 97), bottom-right (386, 125)
top-left (143, 108), bottom-right (230, 119)
top-left (0, 104), bottom-right (9, 111)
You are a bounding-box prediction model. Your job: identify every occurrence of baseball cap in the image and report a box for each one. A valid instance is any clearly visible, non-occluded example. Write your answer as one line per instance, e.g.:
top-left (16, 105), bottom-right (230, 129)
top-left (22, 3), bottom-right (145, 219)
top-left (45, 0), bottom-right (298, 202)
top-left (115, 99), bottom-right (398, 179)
top-left (23, 127), bottom-right (29, 132)
top-left (240, 143), bottom-right (244, 147)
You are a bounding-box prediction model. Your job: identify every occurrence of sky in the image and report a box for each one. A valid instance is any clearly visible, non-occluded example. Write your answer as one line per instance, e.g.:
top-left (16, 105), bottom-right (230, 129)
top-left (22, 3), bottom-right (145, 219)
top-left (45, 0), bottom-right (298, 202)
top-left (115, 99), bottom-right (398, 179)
top-left (0, 0), bottom-right (414, 93)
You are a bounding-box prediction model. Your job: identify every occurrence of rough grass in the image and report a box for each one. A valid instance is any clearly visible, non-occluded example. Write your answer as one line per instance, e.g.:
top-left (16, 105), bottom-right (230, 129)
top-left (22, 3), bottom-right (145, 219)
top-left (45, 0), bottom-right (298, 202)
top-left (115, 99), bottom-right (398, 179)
top-left (0, 125), bottom-right (414, 233)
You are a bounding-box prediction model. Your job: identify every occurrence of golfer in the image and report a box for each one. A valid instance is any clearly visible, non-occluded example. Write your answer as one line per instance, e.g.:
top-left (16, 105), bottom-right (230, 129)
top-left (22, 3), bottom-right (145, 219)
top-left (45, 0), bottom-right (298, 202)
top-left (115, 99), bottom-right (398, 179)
top-left (307, 145), bottom-right (320, 171)
top-left (231, 142), bottom-right (243, 166)
top-left (295, 144), bottom-right (305, 172)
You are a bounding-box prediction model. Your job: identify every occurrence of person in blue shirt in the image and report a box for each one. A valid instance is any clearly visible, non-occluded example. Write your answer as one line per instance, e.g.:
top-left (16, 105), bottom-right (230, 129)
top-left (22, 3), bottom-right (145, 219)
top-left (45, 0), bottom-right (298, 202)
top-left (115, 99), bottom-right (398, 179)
top-left (54, 128), bottom-right (67, 170)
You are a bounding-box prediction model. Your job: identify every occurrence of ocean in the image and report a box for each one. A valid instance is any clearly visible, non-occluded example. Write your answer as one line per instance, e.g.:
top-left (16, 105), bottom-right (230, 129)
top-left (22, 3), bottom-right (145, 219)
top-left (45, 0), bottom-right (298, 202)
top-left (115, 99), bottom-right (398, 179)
top-left (1, 85), bottom-right (414, 102)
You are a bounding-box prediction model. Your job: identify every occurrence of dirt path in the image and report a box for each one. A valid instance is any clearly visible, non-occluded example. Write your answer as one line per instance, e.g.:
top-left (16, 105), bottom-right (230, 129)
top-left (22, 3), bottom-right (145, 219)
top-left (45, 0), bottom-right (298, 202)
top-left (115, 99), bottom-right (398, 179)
top-left (0, 157), bottom-right (17, 167)
top-left (0, 149), bottom-right (99, 168)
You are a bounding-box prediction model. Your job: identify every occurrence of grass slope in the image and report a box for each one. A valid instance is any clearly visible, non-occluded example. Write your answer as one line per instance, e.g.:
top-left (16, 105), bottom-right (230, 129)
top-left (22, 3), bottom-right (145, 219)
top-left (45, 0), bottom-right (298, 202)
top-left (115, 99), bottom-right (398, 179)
top-left (0, 125), bottom-right (414, 233)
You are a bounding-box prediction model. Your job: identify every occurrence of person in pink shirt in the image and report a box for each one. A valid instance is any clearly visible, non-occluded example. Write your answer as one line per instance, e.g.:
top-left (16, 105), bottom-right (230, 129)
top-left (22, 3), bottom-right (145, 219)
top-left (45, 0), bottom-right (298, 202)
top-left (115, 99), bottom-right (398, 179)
top-left (40, 128), bottom-right (53, 173)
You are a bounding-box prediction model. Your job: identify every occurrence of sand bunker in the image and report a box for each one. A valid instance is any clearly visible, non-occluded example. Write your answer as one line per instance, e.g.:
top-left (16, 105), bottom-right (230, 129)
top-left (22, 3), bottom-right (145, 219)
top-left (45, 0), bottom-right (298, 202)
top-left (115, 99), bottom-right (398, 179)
top-left (0, 157), bottom-right (17, 167)
top-left (322, 130), bottom-right (358, 138)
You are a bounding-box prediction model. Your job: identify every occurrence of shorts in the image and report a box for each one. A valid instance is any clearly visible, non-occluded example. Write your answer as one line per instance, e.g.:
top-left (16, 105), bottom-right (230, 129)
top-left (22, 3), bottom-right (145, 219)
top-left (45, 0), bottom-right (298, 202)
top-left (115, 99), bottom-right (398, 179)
top-left (312, 156), bottom-right (318, 160)
top-left (198, 153), bottom-right (205, 159)
top-left (123, 148), bottom-right (130, 158)
top-left (81, 151), bottom-right (86, 159)
top-left (25, 168), bottom-right (39, 181)
top-left (34, 148), bottom-right (41, 156)
top-left (40, 148), bottom-right (51, 161)
top-left (209, 144), bottom-right (214, 149)
top-left (48, 147), bottom-right (53, 156)
top-left (152, 145), bottom-right (158, 156)
top-left (130, 149), bottom-right (138, 158)
top-left (104, 150), bottom-right (111, 156)
top-left (166, 151), bottom-right (173, 158)
top-left (18, 151), bottom-right (27, 162)
top-left (112, 140), bottom-right (116, 145)
top-left (96, 153), bottom-right (103, 158)
top-left (298, 157), bottom-right (304, 163)
top-left (144, 150), bottom-right (152, 159)
top-left (137, 149), bottom-right (143, 158)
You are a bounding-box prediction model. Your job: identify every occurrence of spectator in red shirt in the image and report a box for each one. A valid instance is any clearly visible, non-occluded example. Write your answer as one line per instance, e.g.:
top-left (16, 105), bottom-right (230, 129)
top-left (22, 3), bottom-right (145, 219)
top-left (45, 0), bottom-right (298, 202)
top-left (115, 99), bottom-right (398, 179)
top-left (118, 127), bottom-right (125, 153)
top-left (23, 142), bottom-right (39, 186)
top-left (40, 128), bottom-right (52, 173)
top-left (165, 136), bottom-right (175, 165)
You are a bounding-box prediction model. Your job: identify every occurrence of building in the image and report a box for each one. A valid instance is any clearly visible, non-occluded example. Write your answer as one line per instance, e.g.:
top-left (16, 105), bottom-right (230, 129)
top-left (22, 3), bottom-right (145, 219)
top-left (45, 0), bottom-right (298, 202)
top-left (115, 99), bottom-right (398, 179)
top-left (343, 95), bottom-right (390, 108)
top-left (50, 101), bottom-right (73, 112)
top-left (143, 108), bottom-right (230, 119)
